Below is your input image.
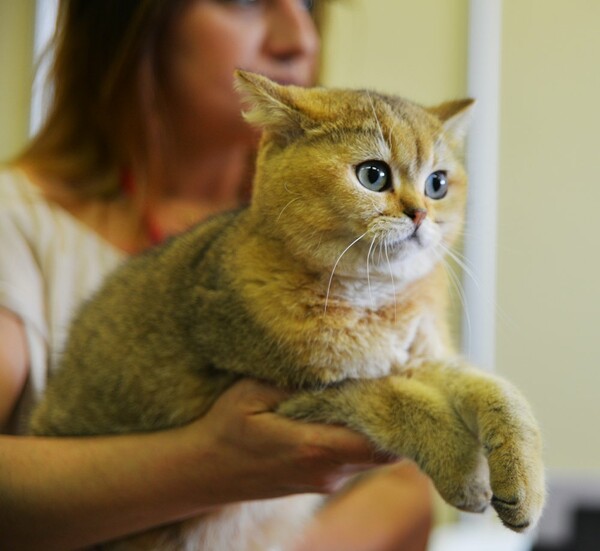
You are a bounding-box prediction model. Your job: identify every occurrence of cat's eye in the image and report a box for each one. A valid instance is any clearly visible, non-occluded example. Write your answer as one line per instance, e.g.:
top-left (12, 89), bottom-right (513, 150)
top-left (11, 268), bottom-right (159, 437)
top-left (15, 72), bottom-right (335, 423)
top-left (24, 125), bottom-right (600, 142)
top-left (356, 161), bottom-right (392, 192)
top-left (424, 171), bottom-right (448, 200)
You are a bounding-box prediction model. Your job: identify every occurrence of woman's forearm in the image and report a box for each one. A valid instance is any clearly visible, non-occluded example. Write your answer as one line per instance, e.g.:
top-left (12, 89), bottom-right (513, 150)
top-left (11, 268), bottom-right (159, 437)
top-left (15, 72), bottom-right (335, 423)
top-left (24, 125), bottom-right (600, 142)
top-left (292, 461), bottom-right (434, 551)
top-left (0, 428), bottom-right (214, 550)
top-left (0, 379), bottom-right (388, 550)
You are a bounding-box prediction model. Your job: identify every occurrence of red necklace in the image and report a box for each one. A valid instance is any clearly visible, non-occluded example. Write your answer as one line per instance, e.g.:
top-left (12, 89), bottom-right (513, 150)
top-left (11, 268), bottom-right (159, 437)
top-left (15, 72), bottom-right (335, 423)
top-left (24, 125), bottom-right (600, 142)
top-left (119, 167), bottom-right (164, 247)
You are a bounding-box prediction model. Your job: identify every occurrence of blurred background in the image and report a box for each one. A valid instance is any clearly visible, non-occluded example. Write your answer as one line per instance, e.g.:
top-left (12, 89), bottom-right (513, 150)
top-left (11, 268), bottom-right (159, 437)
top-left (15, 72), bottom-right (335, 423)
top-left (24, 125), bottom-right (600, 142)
top-left (1, 0), bottom-right (599, 549)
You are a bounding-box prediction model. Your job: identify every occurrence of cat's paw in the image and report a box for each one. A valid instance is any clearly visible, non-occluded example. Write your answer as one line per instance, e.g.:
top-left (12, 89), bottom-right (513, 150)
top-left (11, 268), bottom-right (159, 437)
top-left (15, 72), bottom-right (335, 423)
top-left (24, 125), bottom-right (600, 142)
top-left (432, 451), bottom-right (492, 514)
top-left (470, 379), bottom-right (546, 531)
top-left (487, 442), bottom-right (546, 532)
top-left (430, 366), bottom-right (546, 531)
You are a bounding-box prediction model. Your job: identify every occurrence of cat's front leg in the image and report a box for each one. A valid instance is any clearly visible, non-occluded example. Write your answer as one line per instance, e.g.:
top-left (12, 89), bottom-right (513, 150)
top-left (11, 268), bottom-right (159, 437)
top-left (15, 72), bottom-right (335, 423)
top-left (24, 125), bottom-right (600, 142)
top-left (412, 363), bottom-right (545, 532)
top-left (278, 377), bottom-right (492, 515)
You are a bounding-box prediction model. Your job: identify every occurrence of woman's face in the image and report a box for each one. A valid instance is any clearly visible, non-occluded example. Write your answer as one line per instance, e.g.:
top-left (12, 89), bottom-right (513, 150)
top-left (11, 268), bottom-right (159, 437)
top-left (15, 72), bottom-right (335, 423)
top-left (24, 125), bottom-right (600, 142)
top-left (163, 0), bottom-right (320, 149)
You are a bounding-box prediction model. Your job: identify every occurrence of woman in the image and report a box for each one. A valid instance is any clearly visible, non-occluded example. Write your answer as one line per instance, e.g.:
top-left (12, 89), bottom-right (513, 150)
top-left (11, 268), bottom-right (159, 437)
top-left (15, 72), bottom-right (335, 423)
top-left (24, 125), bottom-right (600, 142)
top-left (0, 1), bottom-right (432, 549)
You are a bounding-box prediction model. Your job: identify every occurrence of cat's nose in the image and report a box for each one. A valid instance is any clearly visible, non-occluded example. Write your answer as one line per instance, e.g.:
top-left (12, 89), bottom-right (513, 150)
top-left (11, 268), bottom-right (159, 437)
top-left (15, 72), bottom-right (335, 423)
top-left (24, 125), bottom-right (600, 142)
top-left (404, 208), bottom-right (428, 229)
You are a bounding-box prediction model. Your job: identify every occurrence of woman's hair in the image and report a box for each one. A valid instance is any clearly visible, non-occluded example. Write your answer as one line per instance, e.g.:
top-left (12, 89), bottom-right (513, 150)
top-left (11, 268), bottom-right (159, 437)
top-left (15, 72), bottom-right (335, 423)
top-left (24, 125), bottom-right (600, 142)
top-left (17, 0), bottom-right (191, 197)
top-left (16, 0), bottom-right (328, 199)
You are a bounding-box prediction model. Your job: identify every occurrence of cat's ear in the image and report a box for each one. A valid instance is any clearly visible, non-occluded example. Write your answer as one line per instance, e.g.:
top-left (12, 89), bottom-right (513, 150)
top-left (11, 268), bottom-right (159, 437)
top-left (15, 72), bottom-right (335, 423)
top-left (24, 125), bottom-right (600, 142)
top-left (428, 99), bottom-right (476, 143)
top-left (234, 70), bottom-right (313, 140)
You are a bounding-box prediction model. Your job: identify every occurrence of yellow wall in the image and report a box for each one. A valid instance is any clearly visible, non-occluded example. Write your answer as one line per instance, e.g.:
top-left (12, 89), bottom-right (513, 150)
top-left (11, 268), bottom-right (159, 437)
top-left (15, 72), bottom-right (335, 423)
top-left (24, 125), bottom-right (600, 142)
top-left (321, 0), bottom-right (469, 103)
top-left (497, 0), bottom-right (600, 473)
top-left (0, 1), bottom-right (36, 162)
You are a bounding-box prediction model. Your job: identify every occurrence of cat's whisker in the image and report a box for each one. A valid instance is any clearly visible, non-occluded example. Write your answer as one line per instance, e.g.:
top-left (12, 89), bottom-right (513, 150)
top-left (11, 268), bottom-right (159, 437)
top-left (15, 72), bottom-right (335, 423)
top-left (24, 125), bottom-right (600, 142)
top-left (316, 231), bottom-right (324, 251)
top-left (283, 181), bottom-right (300, 197)
top-left (383, 239), bottom-right (397, 323)
top-left (304, 226), bottom-right (324, 250)
top-left (435, 243), bottom-right (479, 302)
top-left (366, 195), bottom-right (381, 213)
top-left (449, 227), bottom-right (470, 239)
top-left (376, 238), bottom-right (384, 265)
top-left (437, 244), bottom-right (517, 333)
top-left (437, 242), bottom-right (479, 290)
top-left (324, 232), bottom-right (368, 315)
top-left (367, 91), bottom-right (388, 155)
top-left (366, 235), bottom-right (377, 307)
top-left (434, 247), bottom-right (472, 355)
top-left (387, 122), bottom-right (395, 151)
top-left (440, 241), bottom-right (477, 272)
top-left (276, 197), bottom-right (302, 223)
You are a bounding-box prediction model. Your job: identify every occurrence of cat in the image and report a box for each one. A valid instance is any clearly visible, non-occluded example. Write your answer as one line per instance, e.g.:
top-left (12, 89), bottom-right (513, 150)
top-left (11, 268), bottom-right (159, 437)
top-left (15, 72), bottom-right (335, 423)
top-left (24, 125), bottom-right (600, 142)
top-left (29, 70), bottom-right (545, 550)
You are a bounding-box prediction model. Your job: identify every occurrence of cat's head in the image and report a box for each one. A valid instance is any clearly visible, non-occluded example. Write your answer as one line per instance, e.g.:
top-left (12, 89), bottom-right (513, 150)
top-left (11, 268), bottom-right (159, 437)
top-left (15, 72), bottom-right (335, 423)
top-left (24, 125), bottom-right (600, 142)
top-left (235, 70), bottom-right (473, 285)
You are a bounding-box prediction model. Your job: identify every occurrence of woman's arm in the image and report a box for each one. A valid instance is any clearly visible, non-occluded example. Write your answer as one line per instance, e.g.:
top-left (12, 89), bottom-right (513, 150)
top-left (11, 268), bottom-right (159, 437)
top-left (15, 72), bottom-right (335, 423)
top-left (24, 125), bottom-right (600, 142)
top-left (0, 386), bottom-right (386, 551)
top-left (292, 462), bottom-right (433, 551)
top-left (0, 309), bottom-right (28, 431)
top-left (0, 310), bottom-right (387, 550)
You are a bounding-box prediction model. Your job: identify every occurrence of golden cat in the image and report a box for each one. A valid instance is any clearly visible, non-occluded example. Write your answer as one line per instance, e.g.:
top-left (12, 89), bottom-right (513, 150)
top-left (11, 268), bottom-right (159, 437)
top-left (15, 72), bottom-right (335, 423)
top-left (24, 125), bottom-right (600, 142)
top-left (29, 71), bottom-right (545, 550)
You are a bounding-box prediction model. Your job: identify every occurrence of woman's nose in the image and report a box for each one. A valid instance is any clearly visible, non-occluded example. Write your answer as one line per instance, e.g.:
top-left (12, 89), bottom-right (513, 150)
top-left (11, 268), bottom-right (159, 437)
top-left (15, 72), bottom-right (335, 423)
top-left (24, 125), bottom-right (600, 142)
top-left (265, 0), bottom-right (319, 65)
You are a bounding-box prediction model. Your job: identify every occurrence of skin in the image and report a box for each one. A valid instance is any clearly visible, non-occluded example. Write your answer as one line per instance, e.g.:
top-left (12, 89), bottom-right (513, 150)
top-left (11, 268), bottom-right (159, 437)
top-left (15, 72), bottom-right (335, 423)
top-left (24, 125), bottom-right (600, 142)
top-left (1, 1), bottom-right (432, 548)
top-left (293, 463), bottom-right (433, 551)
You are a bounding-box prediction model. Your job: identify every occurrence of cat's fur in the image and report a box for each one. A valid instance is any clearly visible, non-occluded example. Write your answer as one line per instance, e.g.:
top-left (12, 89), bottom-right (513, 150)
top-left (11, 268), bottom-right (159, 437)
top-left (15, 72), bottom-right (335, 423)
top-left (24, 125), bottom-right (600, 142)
top-left (29, 71), bottom-right (545, 550)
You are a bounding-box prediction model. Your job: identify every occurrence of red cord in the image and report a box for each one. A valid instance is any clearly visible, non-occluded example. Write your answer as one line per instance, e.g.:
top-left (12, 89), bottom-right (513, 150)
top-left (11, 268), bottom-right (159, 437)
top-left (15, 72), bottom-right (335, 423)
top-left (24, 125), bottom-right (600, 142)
top-left (119, 167), bottom-right (164, 246)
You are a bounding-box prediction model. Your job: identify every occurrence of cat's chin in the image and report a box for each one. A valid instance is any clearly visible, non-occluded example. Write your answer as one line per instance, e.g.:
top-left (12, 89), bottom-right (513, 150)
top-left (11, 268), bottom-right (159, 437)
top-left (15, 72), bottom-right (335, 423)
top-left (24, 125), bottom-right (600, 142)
top-left (372, 226), bottom-right (441, 265)
top-left (371, 234), bottom-right (443, 285)
top-left (385, 234), bottom-right (425, 256)
top-left (325, 241), bottom-right (441, 296)
top-left (314, 225), bottom-right (442, 287)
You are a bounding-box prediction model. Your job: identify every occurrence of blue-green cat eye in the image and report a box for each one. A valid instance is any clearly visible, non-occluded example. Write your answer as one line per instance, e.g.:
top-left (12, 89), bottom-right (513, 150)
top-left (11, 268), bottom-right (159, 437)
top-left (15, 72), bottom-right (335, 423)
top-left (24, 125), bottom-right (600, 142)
top-left (425, 171), bottom-right (448, 199)
top-left (356, 161), bottom-right (392, 192)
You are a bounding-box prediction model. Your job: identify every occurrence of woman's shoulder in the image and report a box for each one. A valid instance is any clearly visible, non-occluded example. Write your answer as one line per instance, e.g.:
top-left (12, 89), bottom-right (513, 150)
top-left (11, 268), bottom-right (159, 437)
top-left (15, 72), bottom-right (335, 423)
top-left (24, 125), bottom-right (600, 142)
top-left (0, 167), bottom-right (45, 204)
top-left (0, 167), bottom-right (57, 243)
top-left (0, 167), bottom-right (126, 425)
top-left (0, 167), bottom-right (72, 227)
top-left (0, 166), bottom-right (123, 259)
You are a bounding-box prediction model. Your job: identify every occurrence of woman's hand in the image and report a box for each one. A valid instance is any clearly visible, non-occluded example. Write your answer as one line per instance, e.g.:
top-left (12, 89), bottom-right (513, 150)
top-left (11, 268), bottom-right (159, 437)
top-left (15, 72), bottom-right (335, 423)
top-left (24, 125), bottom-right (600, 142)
top-left (178, 378), bottom-right (397, 504)
top-left (181, 379), bottom-right (432, 551)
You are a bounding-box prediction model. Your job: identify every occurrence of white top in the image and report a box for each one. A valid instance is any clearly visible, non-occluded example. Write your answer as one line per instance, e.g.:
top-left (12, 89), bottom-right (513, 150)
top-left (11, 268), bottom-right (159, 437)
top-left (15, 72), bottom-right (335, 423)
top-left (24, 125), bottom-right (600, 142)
top-left (0, 169), bottom-right (124, 434)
